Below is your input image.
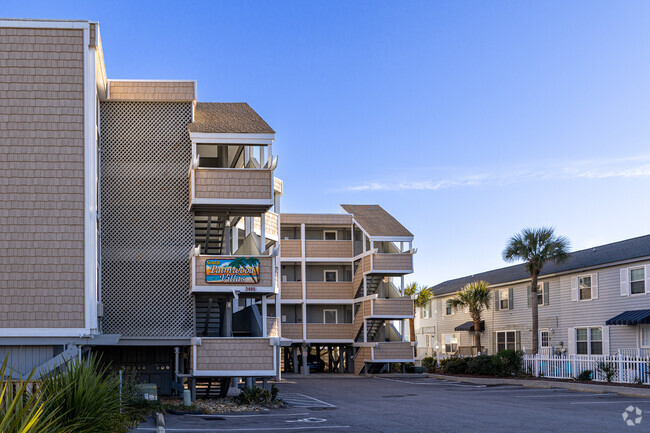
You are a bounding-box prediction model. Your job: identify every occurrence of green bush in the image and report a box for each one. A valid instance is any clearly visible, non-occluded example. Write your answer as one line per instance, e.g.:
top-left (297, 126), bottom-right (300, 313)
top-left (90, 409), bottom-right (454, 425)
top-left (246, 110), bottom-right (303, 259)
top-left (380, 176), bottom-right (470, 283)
top-left (236, 385), bottom-right (280, 406)
top-left (441, 357), bottom-right (468, 374)
top-left (40, 354), bottom-right (128, 433)
top-left (577, 370), bottom-right (592, 382)
top-left (492, 350), bottom-right (523, 377)
top-left (422, 357), bottom-right (437, 373)
top-left (597, 362), bottom-right (617, 383)
top-left (467, 355), bottom-right (494, 376)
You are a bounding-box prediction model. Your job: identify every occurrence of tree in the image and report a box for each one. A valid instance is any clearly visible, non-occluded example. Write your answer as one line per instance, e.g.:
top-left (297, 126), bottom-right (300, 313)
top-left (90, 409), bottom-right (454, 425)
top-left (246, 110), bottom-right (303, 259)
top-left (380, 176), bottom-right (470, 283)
top-left (503, 227), bottom-right (570, 355)
top-left (404, 282), bottom-right (432, 357)
top-left (448, 281), bottom-right (491, 355)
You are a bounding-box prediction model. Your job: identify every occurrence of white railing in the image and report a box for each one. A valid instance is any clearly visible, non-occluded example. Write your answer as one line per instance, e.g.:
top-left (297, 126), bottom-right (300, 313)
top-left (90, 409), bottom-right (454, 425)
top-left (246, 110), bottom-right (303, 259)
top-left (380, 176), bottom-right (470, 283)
top-left (523, 353), bottom-right (650, 384)
top-left (618, 348), bottom-right (650, 358)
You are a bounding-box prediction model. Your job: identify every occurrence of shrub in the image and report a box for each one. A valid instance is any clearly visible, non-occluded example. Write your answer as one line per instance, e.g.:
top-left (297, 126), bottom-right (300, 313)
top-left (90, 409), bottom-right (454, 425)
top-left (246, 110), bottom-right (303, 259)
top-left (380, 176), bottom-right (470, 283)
top-left (597, 362), bottom-right (617, 383)
top-left (236, 385), bottom-right (280, 406)
top-left (40, 354), bottom-right (128, 433)
top-left (0, 355), bottom-right (63, 433)
top-left (492, 350), bottom-right (523, 377)
top-left (577, 370), bottom-right (592, 382)
top-left (422, 357), bottom-right (437, 373)
top-left (441, 357), bottom-right (468, 374)
top-left (467, 355), bottom-right (494, 376)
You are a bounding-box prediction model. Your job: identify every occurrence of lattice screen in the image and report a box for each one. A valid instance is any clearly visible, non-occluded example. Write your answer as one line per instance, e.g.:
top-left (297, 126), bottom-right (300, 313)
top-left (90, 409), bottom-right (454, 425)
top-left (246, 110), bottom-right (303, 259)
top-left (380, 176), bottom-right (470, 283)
top-left (99, 102), bottom-right (194, 337)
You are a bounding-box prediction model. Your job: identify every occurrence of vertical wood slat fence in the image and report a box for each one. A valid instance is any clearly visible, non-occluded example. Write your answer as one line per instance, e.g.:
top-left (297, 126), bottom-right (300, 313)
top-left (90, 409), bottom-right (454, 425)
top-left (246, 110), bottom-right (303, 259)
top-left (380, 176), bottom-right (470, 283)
top-left (523, 352), bottom-right (650, 384)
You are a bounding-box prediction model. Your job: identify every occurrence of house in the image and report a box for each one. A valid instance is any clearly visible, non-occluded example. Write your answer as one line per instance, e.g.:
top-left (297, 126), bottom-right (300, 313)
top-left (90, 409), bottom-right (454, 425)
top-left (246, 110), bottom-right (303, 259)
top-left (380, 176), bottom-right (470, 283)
top-left (0, 18), bottom-right (282, 397)
top-left (278, 205), bottom-right (416, 374)
top-left (416, 235), bottom-right (650, 359)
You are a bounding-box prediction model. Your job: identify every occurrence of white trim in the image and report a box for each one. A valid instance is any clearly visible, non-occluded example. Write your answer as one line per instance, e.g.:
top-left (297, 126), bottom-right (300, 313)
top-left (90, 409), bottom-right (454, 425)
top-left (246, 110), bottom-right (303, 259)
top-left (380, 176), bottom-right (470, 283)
top-left (323, 309), bottom-right (338, 324)
top-left (366, 314), bottom-right (413, 320)
top-left (192, 370), bottom-right (276, 377)
top-left (304, 258), bottom-right (354, 263)
top-left (192, 286), bottom-right (275, 294)
top-left (0, 19), bottom-right (91, 29)
top-left (305, 339), bottom-right (354, 344)
top-left (193, 198), bottom-right (274, 206)
top-left (577, 274), bottom-right (594, 301)
top-left (305, 299), bottom-right (354, 304)
top-left (0, 328), bottom-right (91, 337)
top-left (323, 230), bottom-right (338, 241)
top-left (368, 236), bottom-right (414, 242)
top-left (495, 330), bottom-right (518, 353)
top-left (324, 269), bottom-right (338, 283)
top-left (629, 265), bottom-right (647, 295)
top-left (190, 132), bottom-right (274, 145)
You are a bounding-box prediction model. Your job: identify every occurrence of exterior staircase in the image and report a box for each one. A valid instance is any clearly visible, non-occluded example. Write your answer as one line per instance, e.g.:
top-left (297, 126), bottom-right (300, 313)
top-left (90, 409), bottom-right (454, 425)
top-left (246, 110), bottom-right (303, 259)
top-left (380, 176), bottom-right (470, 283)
top-left (195, 215), bottom-right (226, 254)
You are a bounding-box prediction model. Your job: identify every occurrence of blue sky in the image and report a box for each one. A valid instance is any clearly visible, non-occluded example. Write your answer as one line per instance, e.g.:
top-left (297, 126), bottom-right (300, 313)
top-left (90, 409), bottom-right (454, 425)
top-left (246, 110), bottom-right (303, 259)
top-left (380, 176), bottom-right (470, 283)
top-left (6, 1), bottom-right (650, 285)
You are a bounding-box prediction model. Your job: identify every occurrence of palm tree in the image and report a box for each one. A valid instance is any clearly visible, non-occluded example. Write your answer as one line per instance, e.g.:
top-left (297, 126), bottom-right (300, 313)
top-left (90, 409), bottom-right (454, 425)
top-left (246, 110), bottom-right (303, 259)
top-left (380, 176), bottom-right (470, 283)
top-left (229, 257), bottom-right (261, 283)
top-left (503, 227), bottom-right (570, 355)
top-left (404, 282), bottom-right (432, 356)
top-left (448, 281), bottom-right (491, 355)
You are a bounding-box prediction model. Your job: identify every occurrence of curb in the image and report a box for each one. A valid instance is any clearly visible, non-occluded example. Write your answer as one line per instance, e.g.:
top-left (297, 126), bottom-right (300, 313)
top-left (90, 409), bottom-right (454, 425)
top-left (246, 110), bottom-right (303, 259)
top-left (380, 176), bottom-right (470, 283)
top-left (428, 374), bottom-right (650, 398)
top-left (372, 373), bottom-right (428, 379)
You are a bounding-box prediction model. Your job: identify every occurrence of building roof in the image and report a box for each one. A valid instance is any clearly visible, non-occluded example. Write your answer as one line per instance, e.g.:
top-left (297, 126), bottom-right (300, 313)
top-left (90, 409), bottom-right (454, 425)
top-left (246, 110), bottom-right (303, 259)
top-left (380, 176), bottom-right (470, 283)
top-left (432, 234), bottom-right (650, 297)
top-left (188, 103), bottom-right (275, 134)
top-left (341, 204), bottom-right (413, 238)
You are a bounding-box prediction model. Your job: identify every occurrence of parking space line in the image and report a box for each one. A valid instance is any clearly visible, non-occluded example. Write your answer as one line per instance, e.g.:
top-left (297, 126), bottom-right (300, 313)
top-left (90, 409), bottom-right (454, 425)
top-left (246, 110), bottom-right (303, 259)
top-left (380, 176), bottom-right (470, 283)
top-left (571, 400), bottom-right (650, 405)
top-left (280, 392), bottom-right (336, 408)
top-left (375, 377), bottom-right (486, 387)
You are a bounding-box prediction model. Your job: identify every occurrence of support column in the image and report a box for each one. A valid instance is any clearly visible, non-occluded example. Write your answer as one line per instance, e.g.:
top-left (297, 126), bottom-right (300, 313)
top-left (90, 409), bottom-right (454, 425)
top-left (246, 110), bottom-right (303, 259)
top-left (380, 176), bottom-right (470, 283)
top-left (260, 212), bottom-right (266, 253)
top-left (302, 344), bottom-right (309, 376)
top-left (293, 346), bottom-right (299, 373)
top-left (232, 222), bottom-right (239, 254)
top-left (300, 224), bottom-right (307, 343)
top-left (262, 296), bottom-right (268, 336)
top-left (224, 220), bottom-right (231, 255)
top-left (363, 320), bottom-right (367, 343)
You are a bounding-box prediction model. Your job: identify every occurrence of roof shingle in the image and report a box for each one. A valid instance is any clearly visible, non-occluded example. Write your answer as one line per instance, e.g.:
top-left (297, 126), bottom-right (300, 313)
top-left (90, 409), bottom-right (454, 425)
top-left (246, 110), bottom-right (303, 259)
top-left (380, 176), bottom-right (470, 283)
top-left (188, 102), bottom-right (275, 134)
top-left (432, 234), bottom-right (650, 296)
top-left (341, 204), bottom-right (413, 237)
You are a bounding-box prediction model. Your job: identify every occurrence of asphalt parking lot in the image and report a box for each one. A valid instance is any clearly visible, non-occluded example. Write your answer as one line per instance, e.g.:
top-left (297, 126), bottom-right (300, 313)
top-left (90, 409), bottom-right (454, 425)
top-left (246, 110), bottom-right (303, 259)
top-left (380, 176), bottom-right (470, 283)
top-left (135, 375), bottom-right (650, 432)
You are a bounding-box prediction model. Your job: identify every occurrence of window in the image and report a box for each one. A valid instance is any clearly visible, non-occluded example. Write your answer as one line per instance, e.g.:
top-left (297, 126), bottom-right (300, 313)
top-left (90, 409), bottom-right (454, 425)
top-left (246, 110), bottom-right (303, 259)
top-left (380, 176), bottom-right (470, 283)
top-left (324, 230), bottom-right (337, 241)
top-left (631, 267), bottom-right (645, 295)
top-left (576, 327), bottom-right (602, 355)
top-left (579, 276), bottom-right (592, 300)
top-left (323, 309), bottom-right (337, 324)
top-left (324, 270), bottom-right (338, 282)
top-left (641, 326), bottom-right (650, 348)
top-left (421, 301), bottom-right (432, 319)
top-left (443, 334), bottom-right (458, 353)
top-left (496, 331), bottom-right (517, 352)
top-left (536, 284), bottom-right (543, 305)
top-left (499, 288), bottom-right (509, 310)
top-left (540, 330), bottom-right (549, 348)
top-left (445, 300), bottom-right (453, 316)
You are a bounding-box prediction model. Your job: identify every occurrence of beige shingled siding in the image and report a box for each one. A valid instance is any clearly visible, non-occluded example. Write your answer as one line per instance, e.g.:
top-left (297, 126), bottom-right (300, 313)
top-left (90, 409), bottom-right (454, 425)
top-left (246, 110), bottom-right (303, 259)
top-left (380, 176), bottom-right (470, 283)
top-left (355, 347), bottom-right (372, 374)
top-left (306, 282), bottom-right (352, 299)
top-left (305, 240), bottom-right (352, 258)
top-left (274, 177), bottom-right (283, 195)
top-left (280, 240), bottom-right (301, 258)
top-left (267, 317), bottom-right (279, 337)
top-left (280, 214), bottom-right (352, 226)
top-left (280, 323), bottom-right (303, 340)
top-left (0, 27), bottom-right (85, 329)
top-left (280, 282), bottom-right (302, 300)
top-left (351, 255), bottom-right (371, 297)
top-left (307, 324), bottom-right (353, 340)
top-left (373, 253), bottom-right (413, 272)
top-left (108, 80), bottom-right (195, 101)
top-left (195, 338), bottom-right (274, 371)
top-left (194, 256), bottom-right (273, 287)
top-left (373, 342), bottom-right (413, 360)
top-left (194, 168), bottom-right (272, 201)
top-left (372, 299), bottom-right (414, 317)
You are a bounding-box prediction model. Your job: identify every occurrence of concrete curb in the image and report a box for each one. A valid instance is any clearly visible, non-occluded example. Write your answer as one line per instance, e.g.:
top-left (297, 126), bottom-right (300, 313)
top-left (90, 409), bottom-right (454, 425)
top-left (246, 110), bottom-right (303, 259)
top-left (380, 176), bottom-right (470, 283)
top-left (429, 373), bottom-right (650, 398)
top-left (372, 373), bottom-right (428, 379)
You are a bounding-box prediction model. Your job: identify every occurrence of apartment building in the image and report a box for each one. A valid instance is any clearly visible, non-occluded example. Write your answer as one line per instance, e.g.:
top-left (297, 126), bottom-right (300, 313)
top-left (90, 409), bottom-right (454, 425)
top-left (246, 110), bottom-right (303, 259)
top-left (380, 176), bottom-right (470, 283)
top-left (0, 18), bottom-right (282, 397)
top-left (416, 235), bottom-right (650, 360)
top-left (278, 205), bottom-right (416, 374)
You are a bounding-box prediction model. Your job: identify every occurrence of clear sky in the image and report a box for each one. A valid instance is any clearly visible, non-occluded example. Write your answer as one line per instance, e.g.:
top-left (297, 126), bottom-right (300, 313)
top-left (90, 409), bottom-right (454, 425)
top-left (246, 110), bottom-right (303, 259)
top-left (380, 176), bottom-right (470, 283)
top-left (6, 1), bottom-right (650, 286)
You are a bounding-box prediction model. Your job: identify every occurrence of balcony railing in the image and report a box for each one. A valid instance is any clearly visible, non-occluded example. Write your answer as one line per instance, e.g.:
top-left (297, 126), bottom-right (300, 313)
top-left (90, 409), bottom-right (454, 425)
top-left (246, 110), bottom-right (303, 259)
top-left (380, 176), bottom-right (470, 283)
top-left (281, 323), bottom-right (303, 340)
top-left (191, 253), bottom-right (275, 294)
top-left (281, 281), bottom-right (302, 300)
top-left (371, 253), bottom-right (413, 273)
top-left (305, 240), bottom-right (353, 258)
top-left (306, 282), bottom-right (353, 299)
top-left (306, 324), bottom-right (354, 341)
top-left (189, 165), bottom-right (274, 212)
top-left (373, 342), bottom-right (415, 361)
top-left (191, 337), bottom-right (277, 376)
top-left (355, 297), bottom-right (414, 319)
top-left (280, 239), bottom-right (302, 258)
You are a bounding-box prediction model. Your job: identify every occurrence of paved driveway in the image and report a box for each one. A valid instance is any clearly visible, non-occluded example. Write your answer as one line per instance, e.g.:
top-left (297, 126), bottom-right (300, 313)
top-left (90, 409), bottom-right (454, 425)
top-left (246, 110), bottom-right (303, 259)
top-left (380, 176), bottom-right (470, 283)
top-left (134, 375), bottom-right (650, 432)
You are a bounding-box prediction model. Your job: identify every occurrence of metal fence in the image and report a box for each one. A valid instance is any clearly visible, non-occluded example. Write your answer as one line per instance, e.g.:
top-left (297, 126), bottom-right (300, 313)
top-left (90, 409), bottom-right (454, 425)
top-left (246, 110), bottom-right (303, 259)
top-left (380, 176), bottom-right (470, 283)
top-left (523, 353), bottom-right (650, 384)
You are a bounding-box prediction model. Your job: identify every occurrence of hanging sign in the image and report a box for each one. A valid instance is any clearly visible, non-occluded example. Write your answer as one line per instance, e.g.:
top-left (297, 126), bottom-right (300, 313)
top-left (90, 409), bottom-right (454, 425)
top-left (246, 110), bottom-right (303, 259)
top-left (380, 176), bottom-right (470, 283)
top-left (205, 258), bottom-right (260, 284)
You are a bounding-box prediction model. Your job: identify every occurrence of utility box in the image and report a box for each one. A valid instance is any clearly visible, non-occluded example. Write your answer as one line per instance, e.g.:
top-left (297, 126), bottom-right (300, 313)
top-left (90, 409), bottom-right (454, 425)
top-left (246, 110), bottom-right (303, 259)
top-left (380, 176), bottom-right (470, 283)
top-left (137, 383), bottom-right (158, 401)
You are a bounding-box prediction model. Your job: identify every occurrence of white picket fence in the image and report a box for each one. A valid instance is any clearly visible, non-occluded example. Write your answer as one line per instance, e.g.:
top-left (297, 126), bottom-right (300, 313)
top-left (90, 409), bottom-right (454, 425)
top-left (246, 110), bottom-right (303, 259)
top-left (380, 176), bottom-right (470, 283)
top-left (523, 353), bottom-right (650, 384)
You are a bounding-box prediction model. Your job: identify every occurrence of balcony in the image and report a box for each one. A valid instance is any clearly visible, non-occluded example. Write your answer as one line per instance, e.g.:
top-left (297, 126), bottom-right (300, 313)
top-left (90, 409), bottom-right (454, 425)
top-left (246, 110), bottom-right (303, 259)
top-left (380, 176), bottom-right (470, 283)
top-left (373, 342), bottom-right (415, 361)
top-left (306, 324), bottom-right (354, 341)
top-left (355, 297), bottom-right (414, 319)
top-left (189, 166), bottom-right (274, 215)
top-left (280, 239), bottom-right (302, 258)
top-left (281, 323), bottom-right (303, 340)
top-left (280, 281), bottom-right (302, 300)
top-left (191, 337), bottom-right (277, 376)
top-left (371, 253), bottom-right (413, 274)
top-left (305, 240), bottom-right (353, 259)
top-left (191, 254), bottom-right (275, 294)
top-left (306, 282), bottom-right (353, 300)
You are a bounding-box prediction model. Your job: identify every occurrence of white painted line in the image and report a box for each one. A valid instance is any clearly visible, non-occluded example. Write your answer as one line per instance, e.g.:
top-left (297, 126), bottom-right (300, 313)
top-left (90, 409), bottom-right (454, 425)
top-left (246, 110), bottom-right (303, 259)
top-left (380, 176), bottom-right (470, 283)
top-left (193, 412), bottom-right (310, 418)
top-left (515, 393), bottom-right (603, 398)
top-left (375, 377), bottom-right (485, 387)
top-left (571, 400), bottom-right (650, 405)
top-left (137, 427), bottom-right (350, 431)
top-left (295, 393), bottom-right (336, 407)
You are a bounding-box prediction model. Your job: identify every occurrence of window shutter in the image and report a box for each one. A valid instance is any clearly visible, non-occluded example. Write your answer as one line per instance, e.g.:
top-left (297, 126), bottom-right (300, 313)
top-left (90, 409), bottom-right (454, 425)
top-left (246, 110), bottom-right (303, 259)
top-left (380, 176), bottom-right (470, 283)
top-left (508, 288), bottom-right (514, 310)
top-left (543, 282), bottom-right (549, 305)
top-left (602, 326), bottom-right (610, 355)
top-left (570, 277), bottom-right (579, 302)
top-left (494, 290), bottom-right (500, 311)
top-left (620, 268), bottom-right (629, 296)
top-left (645, 265), bottom-right (650, 294)
top-left (515, 330), bottom-right (521, 352)
top-left (527, 286), bottom-right (531, 308)
top-left (568, 328), bottom-right (576, 355)
top-left (492, 331), bottom-right (496, 355)
top-left (592, 273), bottom-right (599, 299)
